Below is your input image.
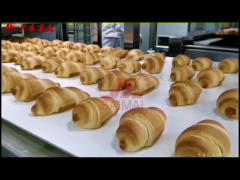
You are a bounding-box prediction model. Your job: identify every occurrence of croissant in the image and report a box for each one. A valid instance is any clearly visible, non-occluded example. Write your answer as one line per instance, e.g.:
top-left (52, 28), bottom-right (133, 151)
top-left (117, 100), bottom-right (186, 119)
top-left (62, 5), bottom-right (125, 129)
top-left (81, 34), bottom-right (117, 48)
top-left (111, 48), bottom-right (128, 59)
top-left (99, 47), bottom-right (113, 57)
top-left (80, 67), bottom-right (108, 85)
top-left (126, 73), bottom-right (159, 95)
top-left (83, 51), bottom-right (99, 65)
top-left (12, 78), bottom-right (60, 102)
top-left (219, 58), bottom-right (239, 73)
top-left (86, 44), bottom-right (100, 53)
top-left (142, 53), bottom-right (165, 73)
top-left (2, 50), bottom-right (19, 63)
top-left (32, 87), bottom-right (90, 116)
top-left (42, 58), bottom-right (64, 73)
top-left (42, 47), bottom-right (56, 58)
top-left (192, 57), bottom-right (213, 71)
top-left (2, 71), bottom-right (36, 93)
top-left (169, 80), bottom-right (202, 106)
top-left (126, 49), bottom-right (144, 61)
top-left (216, 89), bottom-right (239, 119)
top-left (170, 65), bottom-right (195, 82)
top-left (72, 96), bottom-right (120, 129)
top-left (172, 54), bottom-right (191, 67)
top-left (14, 51), bottom-right (35, 65)
top-left (56, 48), bottom-right (71, 59)
top-left (72, 43), bottom-right (86, 51)
top-left (197, 68), bottom-right (224, 88)
top-left (55, 62), bottom-right (85, 78)
top-left (62, 41), bottom-right (74, 49)
top-left (175, 120), bottom-right (231, 157)
top-left (98, 70), bottom-right (130, 91)
top-left (116, 107), bottom-right (166, 152)
top-left (2, 65), bottom-right (18, 74)
top-left (117, 59), bottom-right (141, 74)
top-left (66, 51), bottom-right (85, 62)
top-left (100, 55), bottom-right (120, 69)
top-left (20, 55), bottom-right (44, 70)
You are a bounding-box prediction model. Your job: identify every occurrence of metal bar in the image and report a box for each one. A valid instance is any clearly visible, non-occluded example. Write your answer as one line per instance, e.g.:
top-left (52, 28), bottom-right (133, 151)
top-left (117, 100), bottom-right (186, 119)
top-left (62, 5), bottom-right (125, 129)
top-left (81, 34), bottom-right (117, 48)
top-left (133, 23), bottom-right (140, 49)
top-left (184, 44), bottom-right (238, 52)
top-left (149, 23), bottom-right (157, 50)
top-left (97, 23), bottom-right (102, 47)
top-left (62, 23), bottom-right (68, 41)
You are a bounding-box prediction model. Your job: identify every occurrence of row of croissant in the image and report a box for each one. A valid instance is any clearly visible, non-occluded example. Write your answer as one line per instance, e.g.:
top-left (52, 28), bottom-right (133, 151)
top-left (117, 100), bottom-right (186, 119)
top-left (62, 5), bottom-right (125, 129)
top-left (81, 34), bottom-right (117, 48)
top-left (2, 63), bottom-right (238, 157)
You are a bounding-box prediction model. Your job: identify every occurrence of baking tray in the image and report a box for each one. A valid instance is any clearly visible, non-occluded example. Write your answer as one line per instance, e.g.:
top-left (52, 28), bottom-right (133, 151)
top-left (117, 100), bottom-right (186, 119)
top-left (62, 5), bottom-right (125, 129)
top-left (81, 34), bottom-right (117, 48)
top-left (1, 57), bottom-right (239, 157)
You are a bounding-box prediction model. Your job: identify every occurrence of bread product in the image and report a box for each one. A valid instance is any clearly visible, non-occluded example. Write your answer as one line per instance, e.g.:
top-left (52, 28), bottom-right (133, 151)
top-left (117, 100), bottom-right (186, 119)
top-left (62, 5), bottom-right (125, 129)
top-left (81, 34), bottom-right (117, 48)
top-left (175, 120), bottom-right (231, 157)
top-left (169, 80), bottom-right (202, 106)
top-left (42, 58), bottom-right (64, 73)
top-left (216, 89), bottom-right (239, 119)
top-left (126, 49), bottom-right (144, 61)
top-left (66, 51), bottom-right (85, 62)
top-left (56, 48), bottom-right (70, 60)
top-left (72, 96), bottom-right (120, 129)
top-left (55, 62), bottom-right (85, 78)
top-left (219, 58), bottom-right (239, 73)
top-left (12, 78), bottom-right (60, 102)
top-left (111, 48), bottom-right (128, 59)
top-left (170, 65), bottom-right (195, 82)
top-left (32, 87), bottom-right (90, 116)
top-left (42, 47), bottom-right (56, 58)
top-left (86, 44), bottom-right (100, 53)
top-left (20, 55), bottom-right (44, 70)
top-left (2, 65), bottom-right (18, 74)
top-left (142, 53), bottom-right (165, 73)
top-left (172, 54), bottom-right (191, 67)
top-left (80, 67), bottom-right (108, 85)
top-left (116, 107), bottom-right (166, 152)
top-left (126, 73), bottom-right (159, 95)
top-left (197, 68), bottom-right (224, 88)
top-left (98, 70), bottom-right (130, 91)
top-left (192, 57), bottom-right (213, 71)
top-left (100, 55), bottom-right (120, 69)
top-left (2, 71), bottom-right (36, 93)
top-left (83, 51), bottom-right (99, 65)
top-left (117, 59), bottom-right (141, 74)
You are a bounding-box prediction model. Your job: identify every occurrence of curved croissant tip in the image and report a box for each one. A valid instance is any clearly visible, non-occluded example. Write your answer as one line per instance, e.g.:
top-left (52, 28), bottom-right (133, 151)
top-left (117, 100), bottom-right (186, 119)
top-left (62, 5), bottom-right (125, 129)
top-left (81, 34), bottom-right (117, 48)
top-left (169, 95), bottom-right (178, 106)
top-left (126, 80), bottom-right (135, 91)
top-left (141, 63), bottom-right (146, 70)
top-left (170, 73), bottom-right (176, 81)
top-left (225, 107), bottom-right (237, 119)
top-left (80, 75), bottom-right (85, 83)
top-left (119, 140), bottom-right (127, 150)
top-left (11, 88), bottom-right (17, 95)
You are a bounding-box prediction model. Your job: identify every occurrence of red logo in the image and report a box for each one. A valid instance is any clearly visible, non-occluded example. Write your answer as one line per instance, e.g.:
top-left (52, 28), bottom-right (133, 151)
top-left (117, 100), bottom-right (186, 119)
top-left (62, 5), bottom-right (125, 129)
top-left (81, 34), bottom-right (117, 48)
top-left (3, 23), bottom-right (54, 33)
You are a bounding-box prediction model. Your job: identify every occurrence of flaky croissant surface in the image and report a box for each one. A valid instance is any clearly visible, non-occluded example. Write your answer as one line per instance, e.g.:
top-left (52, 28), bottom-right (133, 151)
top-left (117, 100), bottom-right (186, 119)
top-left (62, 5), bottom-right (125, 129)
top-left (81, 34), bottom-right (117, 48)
top-left (72, 96), bottom-right (120, 129)
top-left (169, 80), bottom-right (202, 106)
top-left (100, 55), bottom-right (120, 69)
top-left (32, 87), bottom-right (90, 116)
top-left (12, 78), bottom-right (60, 102)
top-left (55, 62), bottom-right (85, 78)
top-left (117, 59), bottom-right (141, 74)
top-left (98, 70), bottom-right (130, 91)
top-left (192, 57), bottom-right (213, 71)
top-left (142, 53), bottom-right (165, 74)
top-left (126, 49), bottom-right (144, 61)
top-left (80, 67), bottom-right (108, 85)
top-left (116, 107), bottom-right (166, 152)
top-left (126, 73), bottom-right (159, 95)
top-left (175, 120), bottom-right (231, 157)
top-left (172, 54), bottom-right (191, 67)
top-left (197, 68), bottom-right (224, 88)
top-left (219, 58), bottom-right (239, 73)
top-left (20, 55), bottom-right (44, 70)
top-left (216, 89), bottom-right (239, 119)
top-left (170, 65), bottom-right (195, 82)
top-left (42, 58), bottom-right (64, 73)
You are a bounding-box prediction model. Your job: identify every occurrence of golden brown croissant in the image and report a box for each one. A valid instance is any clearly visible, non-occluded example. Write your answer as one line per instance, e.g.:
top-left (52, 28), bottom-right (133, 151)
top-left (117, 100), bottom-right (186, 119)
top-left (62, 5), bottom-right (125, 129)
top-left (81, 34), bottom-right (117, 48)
top-left (117, 59), bottom-right (141, 74)
top-left (56, 48), bottom-right (70, 60)
top-left (83, 51), bottom-right (99, 65)
top-left (111, 48), bottom-right (128, 59)
top-left (219, 58), bottom-right (239, 73)
top-left (100, 55), bottom-right (120, 69)
top-left (216, 89), bottom-right (239, 119)
top-left (20, 55), bottom-right (44, 70)
top-left (42, 47), bottom-right (57, 58)
top-left (12, 78), bottom-right (60, 102)
top-left (98, 70), bottom-right (130, 91)
top-left (142, 53), bottom-right (165, 73)
top-left (14, 51), bottom-right (35, 65)
top-left (126, 49), bottom-right (145, 61)
top-left (62, 41), bottom-right (74, 49)
top-left (99, 47), bottom-right (113, 57)
top-left (175, 120), bottom-right (231, 157)
top-left (55, 62), bottom-right (85, 78)
top-left (169, 80), bottom-right (202, 106)
top-left (2, 50), bottom-right (19, 63)
top-left (72, 43), bottom-right (86, 51)
top-left (2, 70), bottom-right (36, 93)
top-left (192, 57), bottom-right (213, 71)
top-left (2, 65), bottom-right (18, 74)
top-left (197, 68), bottom-right (224, 88)
top-left (80, 67), bottom-right (108, 85)
top-left (172, 54), bottom-right (191, 67)
top-left (116, 107), bottom-right (166, 152)
top-left (86, 44), bottom-right (100, 54)
top-left (42, 58), bottom-right (64, 73)
top-left (72, 96), bottom-right (120, 129)
top-left (170, 65), bottom-right (195, 82)
top-left (32, 87), bottom-right (90, 116)
top-left (126, 73), bottom-right (159, 95)
top-left (66, 51), bottom-right (85, 62)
